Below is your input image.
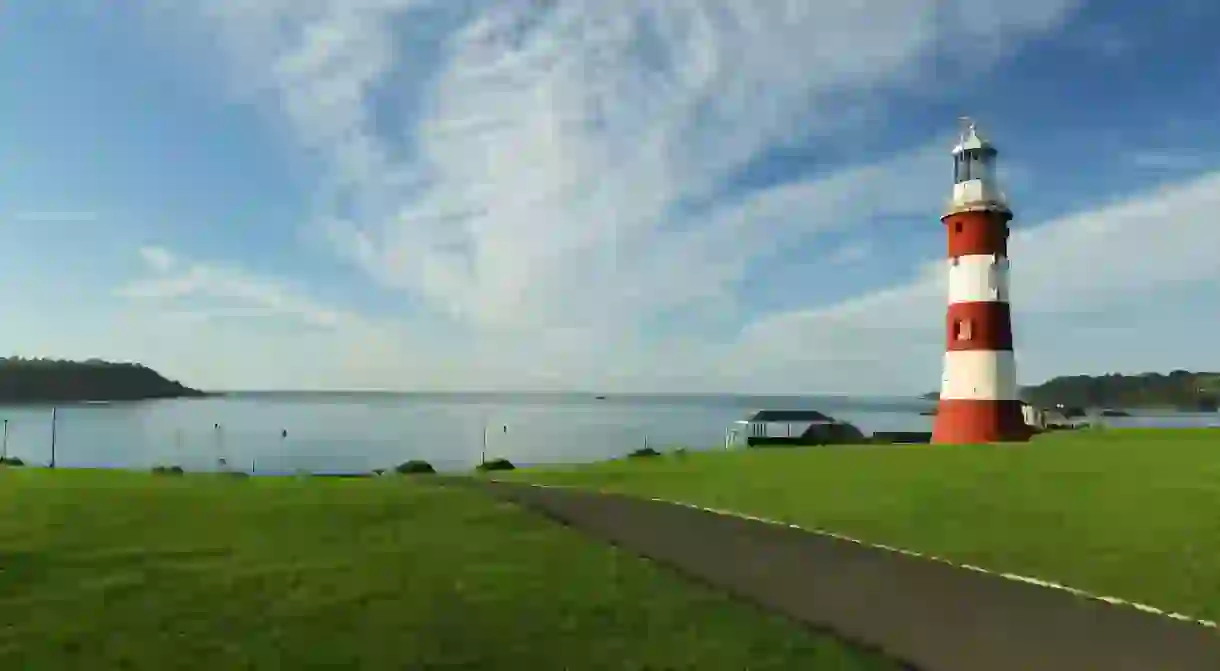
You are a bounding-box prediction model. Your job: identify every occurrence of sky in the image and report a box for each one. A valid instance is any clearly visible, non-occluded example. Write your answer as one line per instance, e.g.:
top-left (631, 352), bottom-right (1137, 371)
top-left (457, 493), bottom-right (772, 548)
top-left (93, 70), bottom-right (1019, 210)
top-left (1, 0), bottom-right (1218, 394)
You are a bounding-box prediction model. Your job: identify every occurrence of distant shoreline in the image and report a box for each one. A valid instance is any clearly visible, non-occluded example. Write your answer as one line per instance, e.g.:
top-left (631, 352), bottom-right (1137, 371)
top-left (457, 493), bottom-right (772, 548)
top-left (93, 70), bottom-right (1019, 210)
top-left (0, 392), bottom-right (213, 407)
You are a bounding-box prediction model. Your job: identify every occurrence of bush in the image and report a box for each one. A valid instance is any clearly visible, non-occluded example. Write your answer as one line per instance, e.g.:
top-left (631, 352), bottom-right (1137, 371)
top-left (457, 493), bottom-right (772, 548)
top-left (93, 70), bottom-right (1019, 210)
top-left (395, 460), bottom-right (436, 475)
top-left (0, 456), bottom-right (23, 467)
top-left (476, 458), bottom-right (515, 472)
top-left (628, 447), bottom-right (661, 459)
top-left (152, 465), bottom-right (185, 476)
top-left (796, 421), bottom-right (866, 445)
top-left (824, 421), bottom-right (866, 444)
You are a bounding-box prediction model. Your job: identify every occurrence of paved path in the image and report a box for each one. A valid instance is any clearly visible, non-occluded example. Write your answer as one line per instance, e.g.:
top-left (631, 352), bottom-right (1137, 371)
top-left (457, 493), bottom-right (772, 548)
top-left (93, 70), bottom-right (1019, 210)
top-left (471, 480), bottom-right (1220, 671)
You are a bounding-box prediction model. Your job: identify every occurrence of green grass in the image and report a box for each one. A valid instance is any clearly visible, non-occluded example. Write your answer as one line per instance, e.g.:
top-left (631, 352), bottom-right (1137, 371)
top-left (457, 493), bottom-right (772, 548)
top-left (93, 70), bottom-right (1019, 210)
top-left (503, 429), bottom-right (1220, 621)
top-left (0, 469), bottom-right (896, 670)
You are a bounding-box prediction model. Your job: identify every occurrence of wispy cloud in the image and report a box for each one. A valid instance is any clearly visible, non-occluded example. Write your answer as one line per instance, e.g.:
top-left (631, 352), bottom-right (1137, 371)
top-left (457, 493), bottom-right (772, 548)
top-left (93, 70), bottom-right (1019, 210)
top-left (137, 0), bottom-right (1077, 363)
top-left (7, 210), bottom-right (100, 223)
top-left (128, 0), bottom-right (1164, 392)
top-left (1072, 22), bottom-right (1130, 59)
top-left (827, 241), bottom-right (873, 266)
top-left (120, 246), bottom-right (346, 328)
top-left (1127, 150), bottom-right (1216, 172)
top-left (732, 167), bottom-right (1220, 392)
top-left (138, 246), bottom-right (176, 273)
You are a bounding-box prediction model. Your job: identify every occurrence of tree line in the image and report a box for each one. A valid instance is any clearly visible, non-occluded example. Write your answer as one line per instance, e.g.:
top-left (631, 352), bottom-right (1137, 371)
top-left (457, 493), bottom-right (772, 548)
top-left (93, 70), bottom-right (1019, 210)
top-left (1021, 371), bottom-right (1219, 411)
top-left (926, 370), bottom-right (1220, 411)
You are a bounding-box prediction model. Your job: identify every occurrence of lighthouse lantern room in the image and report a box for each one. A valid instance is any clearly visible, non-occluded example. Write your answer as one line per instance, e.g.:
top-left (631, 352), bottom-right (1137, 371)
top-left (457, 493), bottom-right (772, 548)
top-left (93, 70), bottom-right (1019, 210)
top-left (932, 120), bottom-right (1031, 444)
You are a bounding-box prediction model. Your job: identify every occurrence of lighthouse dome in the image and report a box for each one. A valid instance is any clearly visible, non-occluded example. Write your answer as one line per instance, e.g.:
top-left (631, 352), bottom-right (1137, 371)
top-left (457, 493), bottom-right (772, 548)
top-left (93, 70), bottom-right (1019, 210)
top-left (952, 121), bottom-right (997, 156)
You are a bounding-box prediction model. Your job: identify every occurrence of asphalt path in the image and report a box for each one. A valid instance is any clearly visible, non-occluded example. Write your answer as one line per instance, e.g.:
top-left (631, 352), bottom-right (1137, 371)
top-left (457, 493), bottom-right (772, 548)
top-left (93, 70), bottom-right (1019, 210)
top-left (470, 480), bottom-right (1220, 671)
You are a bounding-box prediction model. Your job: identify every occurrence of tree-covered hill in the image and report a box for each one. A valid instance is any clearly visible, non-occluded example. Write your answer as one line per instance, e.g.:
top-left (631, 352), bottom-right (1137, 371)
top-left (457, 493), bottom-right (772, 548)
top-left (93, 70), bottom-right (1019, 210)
top-left (0, 357), bottom-right (204, 403)
top-left (1021, 371), bottom-right (1219, 411)
top-left (924, 371), bottom-right (1220, 411)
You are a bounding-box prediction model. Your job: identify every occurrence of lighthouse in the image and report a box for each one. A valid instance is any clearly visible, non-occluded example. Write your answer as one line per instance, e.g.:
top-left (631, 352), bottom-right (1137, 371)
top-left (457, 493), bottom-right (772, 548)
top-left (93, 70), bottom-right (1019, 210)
top-left (931, 120), bottom-right (1031, 444)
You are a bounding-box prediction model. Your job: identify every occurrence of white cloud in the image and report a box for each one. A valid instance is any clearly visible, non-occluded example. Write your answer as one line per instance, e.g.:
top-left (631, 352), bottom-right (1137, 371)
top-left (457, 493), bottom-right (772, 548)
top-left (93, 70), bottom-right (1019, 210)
top-left (9, 210), bottom-right (99, 223)
top-left (827, 241), bottom-right (873, 266)
top-left (138, 246), bottom-right (177, 273)
top-left (1128, 150), bottom-right (1216, 172)
top-left (111, 165), bottom-right (1220, 393)
top-left (344, 1), bottom-right (1079, 332)
top-left (733, 168), bottom-right (1220, 393)
top-left (138, 0), bottom-right (1220, 395)
top-left (148, 1), bottom-right (1077, 335)
top-left (120, 248), bottom-right (349, 329)
top-left (115, 245), bottom-right (478, 390)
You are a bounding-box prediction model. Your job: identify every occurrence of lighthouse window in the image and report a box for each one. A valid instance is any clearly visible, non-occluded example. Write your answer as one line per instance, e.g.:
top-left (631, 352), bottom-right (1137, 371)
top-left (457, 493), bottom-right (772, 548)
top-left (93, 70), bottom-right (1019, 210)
top-left (955, 148), bottom-right (997, 185)
top-left (954, 319), bottom-right (973, 341)
top-left (954, 153), bottom-right (971, 183)
top-left (974, 151), bottom-right (995, 183)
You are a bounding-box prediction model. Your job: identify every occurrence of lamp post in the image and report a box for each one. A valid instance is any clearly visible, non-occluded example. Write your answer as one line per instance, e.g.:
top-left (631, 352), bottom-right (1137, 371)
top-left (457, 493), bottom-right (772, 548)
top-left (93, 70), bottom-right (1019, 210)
top-left (213, 423), bottom-right (224, 472)
top-left (49, 408), bottom-right (57, 469)
top-left (481, 418), bottom-right (506, 467)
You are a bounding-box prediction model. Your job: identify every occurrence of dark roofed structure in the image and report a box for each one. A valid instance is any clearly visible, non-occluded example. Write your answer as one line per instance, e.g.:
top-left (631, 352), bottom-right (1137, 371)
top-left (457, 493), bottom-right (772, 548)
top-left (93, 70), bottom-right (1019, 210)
top-left (745, 409), bottom-right (834, 423)
top-left (725, 408), bottom-right (866, 448)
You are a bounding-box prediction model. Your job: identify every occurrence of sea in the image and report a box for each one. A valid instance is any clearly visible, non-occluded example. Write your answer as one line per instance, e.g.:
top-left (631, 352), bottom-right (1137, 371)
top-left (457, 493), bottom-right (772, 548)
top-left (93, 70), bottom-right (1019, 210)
top-left (0, 393), bottom-right (1215, 474)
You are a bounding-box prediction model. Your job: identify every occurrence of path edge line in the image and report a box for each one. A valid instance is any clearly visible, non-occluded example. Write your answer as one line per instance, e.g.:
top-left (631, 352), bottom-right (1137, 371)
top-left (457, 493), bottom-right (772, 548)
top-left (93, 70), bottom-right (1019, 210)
top-left (504, 481), bottom-right (1218, 632)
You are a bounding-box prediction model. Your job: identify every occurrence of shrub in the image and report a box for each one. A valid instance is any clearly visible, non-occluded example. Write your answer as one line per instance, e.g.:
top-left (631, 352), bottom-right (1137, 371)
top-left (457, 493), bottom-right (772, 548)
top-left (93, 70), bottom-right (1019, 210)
top-left (0, 456), bottom-right (23, 467)
top-left (152, 465), bottom-right (185, 476)
top-left (395, 460), bottom-right (436, 475)
top-left (628, 447), bottom-right (661, 459)
top-left (476, 458), bottom-right (515, 472)
top-left (824, 421), bottom-right (866, 444)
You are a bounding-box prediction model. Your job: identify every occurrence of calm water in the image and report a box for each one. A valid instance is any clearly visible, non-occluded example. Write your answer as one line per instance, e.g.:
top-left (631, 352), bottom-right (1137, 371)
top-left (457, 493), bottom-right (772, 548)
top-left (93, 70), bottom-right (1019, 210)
top-left (0, 393), bottom-right (1213, 474)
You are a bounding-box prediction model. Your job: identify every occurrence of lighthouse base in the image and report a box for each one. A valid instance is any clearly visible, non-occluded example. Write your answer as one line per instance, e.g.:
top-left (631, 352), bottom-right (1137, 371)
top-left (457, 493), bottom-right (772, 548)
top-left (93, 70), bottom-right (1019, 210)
top-left (931, 399), bottom-right (1031, 444)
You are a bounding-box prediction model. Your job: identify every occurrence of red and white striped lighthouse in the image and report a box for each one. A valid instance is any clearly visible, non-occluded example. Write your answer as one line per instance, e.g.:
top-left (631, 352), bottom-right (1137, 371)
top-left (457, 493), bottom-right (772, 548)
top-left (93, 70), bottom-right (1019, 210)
top-left (932, 120), bottom-right (1031, 444)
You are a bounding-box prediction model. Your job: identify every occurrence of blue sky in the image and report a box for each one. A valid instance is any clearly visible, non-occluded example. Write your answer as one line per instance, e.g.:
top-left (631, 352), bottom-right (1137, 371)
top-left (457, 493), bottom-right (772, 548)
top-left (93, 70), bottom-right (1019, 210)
top-left (1, 1), bottom-right (1218, 393)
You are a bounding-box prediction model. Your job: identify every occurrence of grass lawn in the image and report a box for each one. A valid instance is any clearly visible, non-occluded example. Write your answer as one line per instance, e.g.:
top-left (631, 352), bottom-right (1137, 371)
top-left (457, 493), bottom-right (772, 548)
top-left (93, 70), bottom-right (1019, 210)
top-left (0, 468), bottom-right (897, 670)
top-left (503, 428), bottom-right (1220, 621)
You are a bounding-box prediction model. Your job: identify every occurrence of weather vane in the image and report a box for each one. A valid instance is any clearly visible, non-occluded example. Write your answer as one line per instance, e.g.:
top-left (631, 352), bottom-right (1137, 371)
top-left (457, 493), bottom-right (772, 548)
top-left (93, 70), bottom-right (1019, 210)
top-left (958, 115), bottom-right (976, 138)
